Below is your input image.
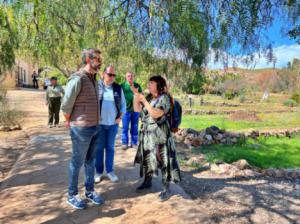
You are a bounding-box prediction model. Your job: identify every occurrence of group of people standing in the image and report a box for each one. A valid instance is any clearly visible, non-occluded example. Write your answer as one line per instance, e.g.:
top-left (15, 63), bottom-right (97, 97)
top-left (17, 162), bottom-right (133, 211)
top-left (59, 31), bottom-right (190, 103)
top-left (47, 48), bottom-right (181, 210)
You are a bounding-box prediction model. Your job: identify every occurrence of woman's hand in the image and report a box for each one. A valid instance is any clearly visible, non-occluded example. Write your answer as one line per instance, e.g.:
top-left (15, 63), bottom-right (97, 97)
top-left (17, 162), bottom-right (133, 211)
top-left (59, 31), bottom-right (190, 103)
top-left (130, 85), bottom-right (139, 94)
top-left (136, 93), bottom-right (164, 119)
top-left (65, 121), bottom-right (71, 129)
top-left (135, 93), bottom-right (146, 104)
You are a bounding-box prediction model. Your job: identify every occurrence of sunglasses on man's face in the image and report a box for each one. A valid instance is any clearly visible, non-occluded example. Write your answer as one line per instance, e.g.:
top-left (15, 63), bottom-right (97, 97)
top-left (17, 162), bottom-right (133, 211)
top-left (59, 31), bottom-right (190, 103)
top-left (106, 73), bottom-right (116, 78)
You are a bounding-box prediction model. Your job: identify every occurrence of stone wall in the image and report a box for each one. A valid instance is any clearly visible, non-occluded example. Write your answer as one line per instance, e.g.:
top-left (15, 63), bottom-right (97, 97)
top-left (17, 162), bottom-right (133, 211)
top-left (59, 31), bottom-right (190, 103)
top-left (185, 157), bottom-right (300, 179)
top-left (174, 126), bottom-right (300, 147)
top-left (183, 109), bottom-right (297, 115)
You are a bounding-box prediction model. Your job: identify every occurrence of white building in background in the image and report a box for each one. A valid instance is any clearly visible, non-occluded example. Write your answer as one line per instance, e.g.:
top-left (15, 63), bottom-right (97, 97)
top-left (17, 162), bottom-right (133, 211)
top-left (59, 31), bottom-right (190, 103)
top-left (15, 59), bottom-right (39, 87)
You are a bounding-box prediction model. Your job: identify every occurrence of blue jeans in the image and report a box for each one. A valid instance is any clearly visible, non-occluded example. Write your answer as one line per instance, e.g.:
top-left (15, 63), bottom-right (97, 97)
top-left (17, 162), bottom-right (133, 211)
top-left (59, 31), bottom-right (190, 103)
top-left (121, 111), bottom-right (140, 146)
top-left (68, 125), bottom-right (100, 196)
top-left (95, 124), bottom-right (119, 174)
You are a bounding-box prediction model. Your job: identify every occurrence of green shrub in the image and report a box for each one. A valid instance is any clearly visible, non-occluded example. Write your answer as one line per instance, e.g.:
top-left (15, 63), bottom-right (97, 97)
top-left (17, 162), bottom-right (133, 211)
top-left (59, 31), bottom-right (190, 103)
top-left (0, 108), bottom-right (23, 125)
top-left (0, 94), bottom-right (5, 103)
top-left (47, 70), bottom-right (68, 86)
top-left (0, 98), bottom-right (23, 126)
top-left (58, 75), bottom-right (68, 86)
top-left (214, 77), bottom-right (245, 98)
top-left (239, 94), bottom-right (246, 103)
top-left (291, 92), bottom-right (300, 104)
top-left (283, 99), bottom-right (298, 107)
top-left (182, 72), bottom-right (206, 94)
top-left (223, 90), bottom-right (237, 100)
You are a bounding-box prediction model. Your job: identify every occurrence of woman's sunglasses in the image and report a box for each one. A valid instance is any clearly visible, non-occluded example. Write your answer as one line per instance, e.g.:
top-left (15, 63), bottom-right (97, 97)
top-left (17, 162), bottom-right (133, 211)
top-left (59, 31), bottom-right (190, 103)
top-left (106, 73), bottom-right (116, 78)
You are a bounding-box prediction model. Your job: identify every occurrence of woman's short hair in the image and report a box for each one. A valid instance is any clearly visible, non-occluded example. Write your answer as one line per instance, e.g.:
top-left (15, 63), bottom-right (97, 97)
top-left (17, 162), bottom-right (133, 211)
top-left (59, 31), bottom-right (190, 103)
top-left (149, 75), bottom-right (167, 95)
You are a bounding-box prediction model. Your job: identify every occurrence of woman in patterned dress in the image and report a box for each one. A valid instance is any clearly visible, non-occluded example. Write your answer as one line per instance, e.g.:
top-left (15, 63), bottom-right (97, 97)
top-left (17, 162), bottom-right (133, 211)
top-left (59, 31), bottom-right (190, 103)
top-left (133, 75), bottom-right (181, 201)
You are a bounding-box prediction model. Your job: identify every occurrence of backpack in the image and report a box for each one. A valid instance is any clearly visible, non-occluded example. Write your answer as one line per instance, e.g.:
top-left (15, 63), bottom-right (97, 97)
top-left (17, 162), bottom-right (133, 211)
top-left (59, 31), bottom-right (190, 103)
top-left (168, 98), bottom-right (182, 133)
top-left (154, 95), bottom-right (182, 133)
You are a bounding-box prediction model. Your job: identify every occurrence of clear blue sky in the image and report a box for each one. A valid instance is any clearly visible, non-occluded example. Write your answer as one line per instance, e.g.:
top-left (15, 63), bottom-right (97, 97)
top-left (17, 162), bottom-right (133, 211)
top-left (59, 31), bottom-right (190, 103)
top-left (208, 17), bottom-right (300, 69)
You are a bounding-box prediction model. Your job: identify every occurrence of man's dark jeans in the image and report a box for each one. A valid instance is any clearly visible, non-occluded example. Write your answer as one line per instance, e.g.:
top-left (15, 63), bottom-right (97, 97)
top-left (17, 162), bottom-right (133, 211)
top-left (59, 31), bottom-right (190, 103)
top-left (48, 97), bottom-right (61, 125)
top-left (95, 124), bottom-right (119, 174)
top-left (121, 111), bottom-right (139, 146)
top-left (33, 79), bottom-right (39, 89)
top-left (68, 125), bottom-right (101, 196)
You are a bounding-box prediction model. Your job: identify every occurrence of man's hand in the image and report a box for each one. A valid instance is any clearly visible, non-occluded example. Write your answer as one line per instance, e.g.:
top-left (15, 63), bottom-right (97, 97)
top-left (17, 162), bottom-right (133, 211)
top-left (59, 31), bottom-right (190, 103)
top-left (115, 118), bottom-right (121, 124)
top-left (65, 121), bottom-right (71, 128)
top-left (63, 113), bottom-right (71, 129)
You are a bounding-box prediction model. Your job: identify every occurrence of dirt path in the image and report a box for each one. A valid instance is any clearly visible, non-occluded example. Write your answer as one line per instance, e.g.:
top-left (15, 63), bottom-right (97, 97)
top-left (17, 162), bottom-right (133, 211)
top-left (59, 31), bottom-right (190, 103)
top-left (0, 129), bottom-right (207, 224)
top-left (0, 89), bottom-right (300, 224)
top-left (0, 89), bottom-right (205, 224)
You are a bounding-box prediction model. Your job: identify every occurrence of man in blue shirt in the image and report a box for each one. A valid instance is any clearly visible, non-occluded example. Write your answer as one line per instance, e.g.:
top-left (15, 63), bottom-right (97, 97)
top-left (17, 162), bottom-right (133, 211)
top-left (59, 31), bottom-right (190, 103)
top-left (95, 65), bottom-right (126, 183)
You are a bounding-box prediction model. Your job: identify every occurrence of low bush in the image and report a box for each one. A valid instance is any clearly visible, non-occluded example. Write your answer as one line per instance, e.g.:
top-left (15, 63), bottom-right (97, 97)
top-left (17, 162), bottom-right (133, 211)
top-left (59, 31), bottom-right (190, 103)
top-left (223, 90), bottom-right (237, 100)
top-left (283, 99), bottom-right (298, 107)
top-left (0, 92), bottom-right (23, 126)
top-left (0, 108), bottom-right (23, 126)
top-left (291, 92), bottom-right (300, 104)
top-left (239, 94), bottom-right (247, 103)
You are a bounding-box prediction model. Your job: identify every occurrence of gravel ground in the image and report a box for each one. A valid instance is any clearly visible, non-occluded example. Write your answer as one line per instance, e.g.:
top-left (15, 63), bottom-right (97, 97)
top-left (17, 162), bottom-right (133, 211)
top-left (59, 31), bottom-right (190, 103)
top-left (179, 164), bottom-right (300, 224)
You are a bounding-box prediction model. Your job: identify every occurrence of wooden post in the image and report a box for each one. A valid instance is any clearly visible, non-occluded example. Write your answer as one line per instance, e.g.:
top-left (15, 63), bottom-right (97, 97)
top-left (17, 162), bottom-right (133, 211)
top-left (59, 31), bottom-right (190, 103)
top-left (189, 97), bottom-right (192, 108)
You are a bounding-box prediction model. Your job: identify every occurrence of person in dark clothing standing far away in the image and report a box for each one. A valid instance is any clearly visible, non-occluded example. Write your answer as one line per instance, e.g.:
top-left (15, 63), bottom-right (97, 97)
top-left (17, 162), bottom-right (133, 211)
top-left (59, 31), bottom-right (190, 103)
top-left (45, 77), bottom-right (64, 128)
top-left (133, 75), bottom-right (181, 202)
top-left (32, 71), bottom-right (39, 89)
top-left (94, 66), bottom-right (126, 183)
top-left (121, 72), bottom-right (142, 150)
top-left (61, 48), bottom-right (104, 210)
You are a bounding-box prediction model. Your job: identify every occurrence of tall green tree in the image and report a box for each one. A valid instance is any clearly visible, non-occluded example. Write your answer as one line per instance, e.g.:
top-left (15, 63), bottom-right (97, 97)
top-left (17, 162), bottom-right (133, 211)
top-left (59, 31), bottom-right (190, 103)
top-left (0, 0), bottom-right (299, 93)
top-left (0, 4), bottom-right (18, 75)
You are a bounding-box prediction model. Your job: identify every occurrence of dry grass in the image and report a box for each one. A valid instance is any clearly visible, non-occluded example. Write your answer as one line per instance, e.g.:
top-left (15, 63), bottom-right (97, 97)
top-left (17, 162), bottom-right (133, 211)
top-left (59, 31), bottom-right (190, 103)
top-left (177, 92), bottom-right (298, 114)
top-left (0, 90), bottom-right (24, 126)
top-left (229, 111), bottom-right (261, 122)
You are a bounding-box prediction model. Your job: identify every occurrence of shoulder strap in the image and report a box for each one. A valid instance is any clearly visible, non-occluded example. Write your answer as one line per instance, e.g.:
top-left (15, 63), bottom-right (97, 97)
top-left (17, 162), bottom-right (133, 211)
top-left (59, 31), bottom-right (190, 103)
top-left (113, 83), bottom-right (122, 119)
top-left (98, 80), bottom-right (104, 116)
top-left (153, 95), bottom-right (163, 108)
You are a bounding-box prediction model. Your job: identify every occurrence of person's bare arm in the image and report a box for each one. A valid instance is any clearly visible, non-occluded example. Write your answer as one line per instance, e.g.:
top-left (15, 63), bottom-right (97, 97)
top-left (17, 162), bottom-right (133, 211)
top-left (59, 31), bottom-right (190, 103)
top-left (142, 100), bottom-right (164, 119)
top-left (133, 94), bottom-right (142, 112)
top-left (136, 94), bottom-right (164, 119)
top-left (63, 113), bottom-right (71, 128)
